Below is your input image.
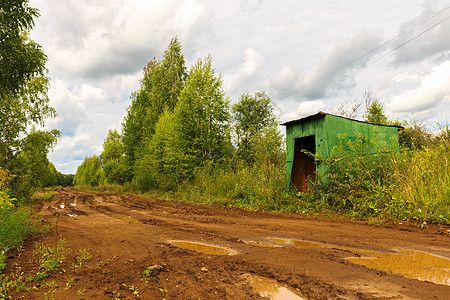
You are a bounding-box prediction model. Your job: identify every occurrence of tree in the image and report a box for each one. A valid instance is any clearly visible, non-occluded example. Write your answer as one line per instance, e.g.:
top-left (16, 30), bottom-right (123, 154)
top-left (100, 129), bottom-right (125, 184)
top-left (364, 99), bottom-right (388, 125)
top-left (1, 0), bottom-right (56, 199)
top-left (0, 0), bottom-right (47, 97)
top-left (136, 56), bottom-right (231, 190)
top-left (121, 37), bottom-right (187, 179)
top-left (121, 60), bottom-right (157, 180)
top-left (142, 37), bottom-right (187, 138)
top-left (174, 56), bottom-right (231, 174)
top-left (9, 127), bottom-right (60, 199)
top-left (232, 92), bottom-right (276, 165)
top-left (74, 155), bottom-right (102, 186)
top-left (0, 75), bottom-right (55, 168)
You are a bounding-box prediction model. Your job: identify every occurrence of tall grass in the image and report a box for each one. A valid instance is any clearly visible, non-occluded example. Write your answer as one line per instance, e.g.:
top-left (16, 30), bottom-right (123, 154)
top-left (0, 168), bottom-right (42, 252)
top-left (314, 133), bottom-right (450, 225)
top-left (389, 138), bottom-right (450, 224)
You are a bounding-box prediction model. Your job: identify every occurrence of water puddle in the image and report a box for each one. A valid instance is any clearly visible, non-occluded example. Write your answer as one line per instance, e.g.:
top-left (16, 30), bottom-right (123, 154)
top-left (242, 240), bottom-right (280, 248)
top-left (349, 249), bottom-right (450, 285)
top-left (241, 274), bottom-right (306, 300)
top-left (169, 240), bottom-right (237, 256)
top-left (67, 214), bottom-right (78, 217)
top-left (60, 204), bottom-right (65, 209)
top-left (70, 203), bottom-right (77, 207)
top-left (268, 238), bottom-right (450, 285)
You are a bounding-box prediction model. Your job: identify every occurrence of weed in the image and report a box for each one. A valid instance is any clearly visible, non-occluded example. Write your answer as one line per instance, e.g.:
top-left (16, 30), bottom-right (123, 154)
top-left (77, 288), bottom-right (86, 295)
top-left (123, 283), bottom-right (139, 298)
top-left (0, 248), bottom-right (8, 271)
top-left (44, 281), bottom-right (58, 300)
top-left (65, 276), bottom-right (74, 290)
top-left (34, 239), bottom-right (69, 280)
top-left (73, 248), bottom-right (92, 268)
top-left (112, 290), bottom-right (121, 299)
top-left (159, 287), bottom-right (168, 299)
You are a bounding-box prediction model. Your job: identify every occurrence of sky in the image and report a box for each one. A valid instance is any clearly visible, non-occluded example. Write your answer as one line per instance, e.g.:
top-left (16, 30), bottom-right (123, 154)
top-left (28, 0), bottom-right (450, 174)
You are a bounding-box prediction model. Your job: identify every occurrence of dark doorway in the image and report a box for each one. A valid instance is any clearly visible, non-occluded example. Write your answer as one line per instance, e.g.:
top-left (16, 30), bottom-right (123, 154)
top-left (291, 136), bottom-right (316, 192)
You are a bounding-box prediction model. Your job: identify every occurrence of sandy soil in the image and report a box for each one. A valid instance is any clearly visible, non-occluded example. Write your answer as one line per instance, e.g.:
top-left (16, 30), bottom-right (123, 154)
top-left (6, 187), bottom-right (450, 299)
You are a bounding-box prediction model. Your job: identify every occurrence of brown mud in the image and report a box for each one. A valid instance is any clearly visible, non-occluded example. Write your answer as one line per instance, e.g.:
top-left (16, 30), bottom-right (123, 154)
top-left (5, 187), bottom-right (450, 299)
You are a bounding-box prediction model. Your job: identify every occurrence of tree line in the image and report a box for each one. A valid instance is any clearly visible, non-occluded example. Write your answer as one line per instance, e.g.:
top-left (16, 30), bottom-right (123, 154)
top-left (74, 38), bottom-right (284, 191)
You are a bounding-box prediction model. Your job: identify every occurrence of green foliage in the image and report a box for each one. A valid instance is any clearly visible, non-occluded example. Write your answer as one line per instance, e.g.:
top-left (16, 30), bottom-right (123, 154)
top-left (135, 56), bottom-right (231, 191)
top-left (141, 37), bottom-right (187, 139)
top-left (122, 38), bottom-right (186, 179)
top-left (232, 92), bottom-right (276, 165)
top-left (135, 109), bottom-right (180, 191)
top-left (0, 0), bottom-right (47, 97)
top-left (100, 129), bottom-right (125, 184)
top-left (315, 132), bottom-right (397, 218)
top-left (9, 127), bottom-right (60, 200)
top-left (0, 168), bottom-right (41, 250)
top-left (388, 137), bottom-right (450, 225)
top-left (309, 130), bottom-right (450, 225)
top-left (174, 56), bottom-right (231, 172)
top-left (398, 120), bottom-right (432, 149)
top-left (73, 155), bottom-right (103, 186)
top-left (34, 239), bottom-right (68, 280)
top-left (1, 1), bottom-right (58, 200)
top-left (364, 99), bottom-right (388, 125)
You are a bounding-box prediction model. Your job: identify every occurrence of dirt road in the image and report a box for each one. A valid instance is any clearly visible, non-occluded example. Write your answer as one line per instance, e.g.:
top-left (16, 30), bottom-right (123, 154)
top-left (10, 188), bottom-right (450, 299)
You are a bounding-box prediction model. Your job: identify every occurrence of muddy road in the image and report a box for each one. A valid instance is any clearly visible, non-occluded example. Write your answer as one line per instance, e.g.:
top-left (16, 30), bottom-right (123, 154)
top-left (11, 188), bottom-right (450, 299)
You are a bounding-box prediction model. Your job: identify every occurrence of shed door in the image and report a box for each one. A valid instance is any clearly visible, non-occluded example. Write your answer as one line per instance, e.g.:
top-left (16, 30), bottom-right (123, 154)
top-left (291, 135), bottom-right (316, 192)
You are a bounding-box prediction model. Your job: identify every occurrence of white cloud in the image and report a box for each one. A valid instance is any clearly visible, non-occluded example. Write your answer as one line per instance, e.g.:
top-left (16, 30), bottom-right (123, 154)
top-left (282, 100), bottom-right (326, 121)
top-left (391, 4), bottom-right (450, 65)
top-left (31, 0), bottom-right (209, 79)
top-left (303, 30), bottom-right (382, 99)
top-left (223, 48), bottom-right (265, 96)
top-left (387, 60), bottom-right (450, 113)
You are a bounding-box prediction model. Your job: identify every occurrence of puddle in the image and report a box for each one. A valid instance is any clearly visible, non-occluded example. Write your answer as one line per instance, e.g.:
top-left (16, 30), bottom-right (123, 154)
top-left (70, 203), bottom-right (77, 207)
top-left (268, 238), bottom-right (450, 286)
top-left (241, 274), bottom-right (306, 300)
top-left (67, 214), bottom-right (78, 217)
top-left (169, 240), bottom-right (237, 256)
top-left (349, 249), bottom-right (450, 285)
top-left (268, 238), bottom-right (335, 249)
top-left (242, 240), bottom-right (280, 248)
top-left (60, 204), bottom-right (65, 209)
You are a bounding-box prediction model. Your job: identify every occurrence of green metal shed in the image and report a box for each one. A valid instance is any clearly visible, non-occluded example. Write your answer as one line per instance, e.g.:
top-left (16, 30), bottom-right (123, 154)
top-left (281, 112), bottom-right (402, 192)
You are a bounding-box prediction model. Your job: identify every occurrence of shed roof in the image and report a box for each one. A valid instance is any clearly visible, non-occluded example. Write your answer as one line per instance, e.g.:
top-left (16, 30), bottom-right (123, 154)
top-left (281, 111), bottom-right (403, 129)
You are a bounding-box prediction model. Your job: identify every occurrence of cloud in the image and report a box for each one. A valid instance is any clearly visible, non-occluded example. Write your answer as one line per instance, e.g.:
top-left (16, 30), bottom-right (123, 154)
top-left (223, 48), bottom-right (265, 96)
top-left (391, 4), bottom-right (450, 65)
top-left (267, 30), bottom-right (382, 104)
top-left (281, 100), bottom-right (326, 122)
top-left (32, 0), bottom-right (209, 79)
top-left (387, 60), bottom-right (450, 113)
top-left (303, 29), bottom-right (382, 98)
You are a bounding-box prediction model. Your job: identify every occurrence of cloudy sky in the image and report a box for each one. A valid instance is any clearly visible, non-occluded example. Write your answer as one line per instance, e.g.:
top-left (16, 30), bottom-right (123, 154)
top-left (29, 0), bottom-right (450, 174)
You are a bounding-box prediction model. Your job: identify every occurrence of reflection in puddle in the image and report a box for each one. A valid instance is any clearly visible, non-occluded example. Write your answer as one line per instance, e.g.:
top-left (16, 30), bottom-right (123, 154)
top-left (67, 214), bottom-right (78, 217)
top-left (169, 240), bottom-right (237, 256)
top-left (268, 238), bottom-right (450, 285)
top-left (70, 203), bottom-right (76, 207)
top-left (349, 249), bottom-right (450, 285)
top-left (241, 274), bottom-right (306, 300)
top-left (60, 204), bottom-right (65, 209)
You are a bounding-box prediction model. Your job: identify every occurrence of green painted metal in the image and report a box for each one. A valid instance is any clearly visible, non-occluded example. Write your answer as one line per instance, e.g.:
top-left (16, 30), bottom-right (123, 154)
top-left (282, 112), bottom-right (402, 189)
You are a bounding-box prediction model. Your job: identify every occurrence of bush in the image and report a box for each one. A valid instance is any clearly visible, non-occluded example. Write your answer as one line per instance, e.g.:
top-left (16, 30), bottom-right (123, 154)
top-left (0, 168), bottom-right (41, 250)
top-left (388, 137), bottom-right (450, 224)
top-left (312, 131), bottom-right (450, 225)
